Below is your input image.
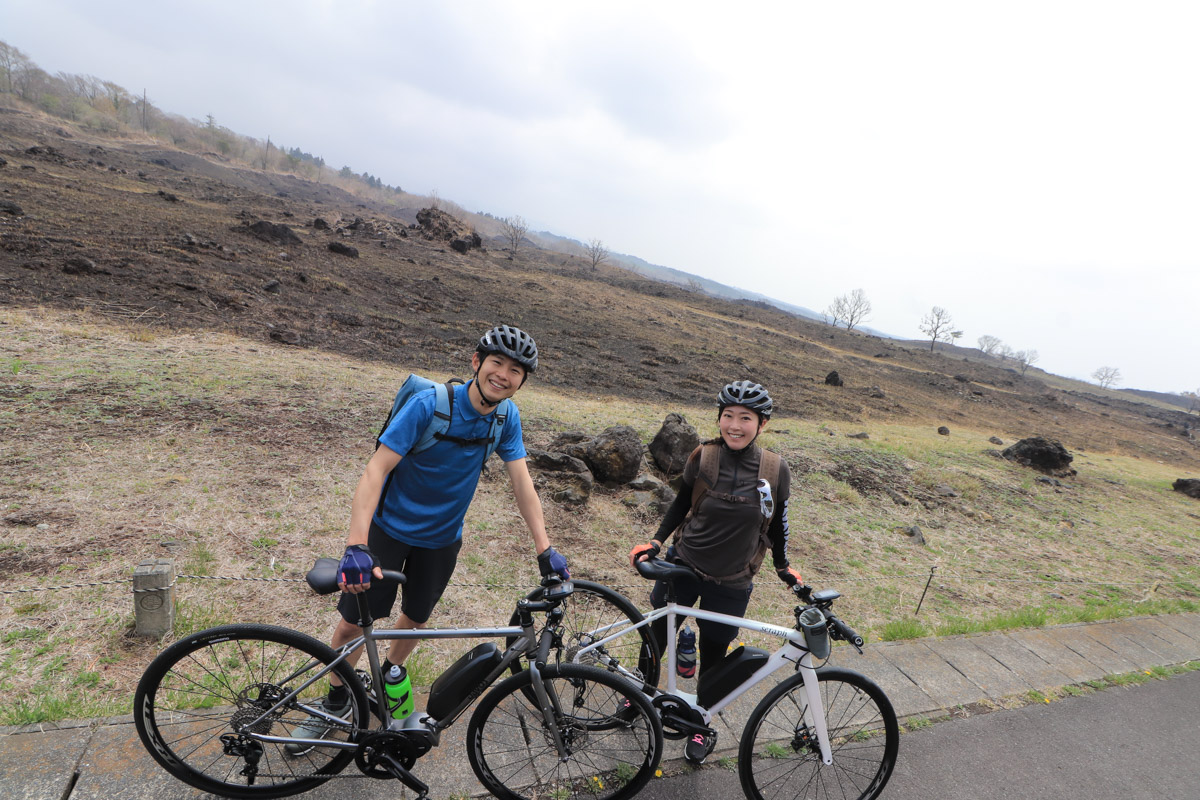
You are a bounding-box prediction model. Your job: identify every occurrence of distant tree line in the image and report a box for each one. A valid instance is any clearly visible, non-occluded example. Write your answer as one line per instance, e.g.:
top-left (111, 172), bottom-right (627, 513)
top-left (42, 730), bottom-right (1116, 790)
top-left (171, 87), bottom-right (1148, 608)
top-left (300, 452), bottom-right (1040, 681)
top-left (976, 333), bottom-right (1038, 376)
top-left (0, 40), bottom-right (404, 200)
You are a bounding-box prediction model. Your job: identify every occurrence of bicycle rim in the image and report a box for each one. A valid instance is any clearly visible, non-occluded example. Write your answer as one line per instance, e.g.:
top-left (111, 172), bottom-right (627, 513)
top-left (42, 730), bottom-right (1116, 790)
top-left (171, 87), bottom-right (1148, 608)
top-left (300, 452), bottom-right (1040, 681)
top-left (738, 667), bottom-right (898, 800)
top-left (508, 580), bottom-right (661, 689)
top-left (134, 624), bottom-right (368, 799)
top-left (467, 663), bottom-right (663, 800)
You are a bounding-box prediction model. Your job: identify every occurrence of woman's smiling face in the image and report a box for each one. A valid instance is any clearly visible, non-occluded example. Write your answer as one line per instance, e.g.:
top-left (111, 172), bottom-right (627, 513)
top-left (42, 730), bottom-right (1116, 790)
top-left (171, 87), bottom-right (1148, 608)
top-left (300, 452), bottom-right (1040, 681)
top-left (719, 405), bottom-right (766, 450)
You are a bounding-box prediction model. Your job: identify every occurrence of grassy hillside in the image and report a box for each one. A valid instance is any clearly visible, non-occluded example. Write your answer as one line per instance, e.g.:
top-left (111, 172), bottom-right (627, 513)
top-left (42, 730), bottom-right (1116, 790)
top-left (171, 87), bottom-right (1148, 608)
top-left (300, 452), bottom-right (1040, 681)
top-left (1, 102), bottom-right (1199, 723)
top-left (2, 307), bottom-right (1198, 723)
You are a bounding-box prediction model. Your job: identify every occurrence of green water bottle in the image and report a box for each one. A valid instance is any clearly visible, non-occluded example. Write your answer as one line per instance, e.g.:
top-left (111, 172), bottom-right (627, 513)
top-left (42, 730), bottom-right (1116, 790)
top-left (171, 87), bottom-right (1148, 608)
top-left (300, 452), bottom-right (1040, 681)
top-left (383, 664), bottom-right (414, 719)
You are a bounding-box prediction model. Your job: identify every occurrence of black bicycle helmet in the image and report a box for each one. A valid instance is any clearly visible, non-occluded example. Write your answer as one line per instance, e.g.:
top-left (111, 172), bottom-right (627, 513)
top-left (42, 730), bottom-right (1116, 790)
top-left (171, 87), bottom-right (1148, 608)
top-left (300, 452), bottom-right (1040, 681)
top-left (477, 325), bottom-right (539, 374)
top-left (718, 380), bottom-right (773, 419)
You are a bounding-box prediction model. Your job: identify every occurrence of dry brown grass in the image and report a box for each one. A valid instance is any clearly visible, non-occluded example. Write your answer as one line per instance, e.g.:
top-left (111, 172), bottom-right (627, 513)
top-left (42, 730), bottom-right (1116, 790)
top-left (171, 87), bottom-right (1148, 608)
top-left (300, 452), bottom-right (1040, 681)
top-left (1, 306), bottom-right (1198, 722)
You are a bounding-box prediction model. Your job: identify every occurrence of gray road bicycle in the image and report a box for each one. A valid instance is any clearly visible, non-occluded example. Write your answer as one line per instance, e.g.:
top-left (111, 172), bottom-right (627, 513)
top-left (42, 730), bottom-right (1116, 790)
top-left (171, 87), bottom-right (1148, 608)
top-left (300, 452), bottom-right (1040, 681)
top-left (563, 557), bottom-right (899, 800)
top-left (134, 559), bottom-right (664, 800)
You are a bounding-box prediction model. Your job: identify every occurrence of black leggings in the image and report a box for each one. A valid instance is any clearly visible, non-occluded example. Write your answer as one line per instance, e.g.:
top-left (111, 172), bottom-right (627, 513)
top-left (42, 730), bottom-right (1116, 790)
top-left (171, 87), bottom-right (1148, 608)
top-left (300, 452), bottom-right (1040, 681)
top-left (648, 556), bottom-right (752, 677)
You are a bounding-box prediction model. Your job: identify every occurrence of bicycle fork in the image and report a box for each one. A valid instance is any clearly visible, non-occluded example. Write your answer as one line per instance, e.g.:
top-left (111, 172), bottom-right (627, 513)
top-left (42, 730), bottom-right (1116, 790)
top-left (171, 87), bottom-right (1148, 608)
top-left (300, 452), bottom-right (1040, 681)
top-left (523, 602), bottom-right (573, 761)
top-left (797, 659), bottom-right (834, 766)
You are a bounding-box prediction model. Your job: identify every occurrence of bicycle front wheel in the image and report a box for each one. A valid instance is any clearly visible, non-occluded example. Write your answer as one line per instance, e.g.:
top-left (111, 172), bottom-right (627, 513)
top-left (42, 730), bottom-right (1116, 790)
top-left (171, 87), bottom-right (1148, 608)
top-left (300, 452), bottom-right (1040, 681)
top-left (134, 624), bottom-right (369, 799)
top-left (467, 662), bottom-right (663, 800)
top-left (739, 667), bottom-right (898, 800)
top-left (508, 580), bottom-right (661, 689)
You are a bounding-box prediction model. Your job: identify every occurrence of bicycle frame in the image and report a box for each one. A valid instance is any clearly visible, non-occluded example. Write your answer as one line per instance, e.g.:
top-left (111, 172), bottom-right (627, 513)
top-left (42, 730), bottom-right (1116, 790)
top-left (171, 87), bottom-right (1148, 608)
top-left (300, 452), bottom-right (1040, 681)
top-left (574, 598), bottom-right (834, 765)
top-left (237, 622), bottom-right (530, 752)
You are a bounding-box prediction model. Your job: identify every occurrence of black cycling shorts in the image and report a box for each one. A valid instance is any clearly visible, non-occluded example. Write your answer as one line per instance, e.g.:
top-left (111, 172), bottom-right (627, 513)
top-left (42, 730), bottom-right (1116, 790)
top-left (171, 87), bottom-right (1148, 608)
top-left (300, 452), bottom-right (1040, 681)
top-left (337, 522), bottom-right (462, 626)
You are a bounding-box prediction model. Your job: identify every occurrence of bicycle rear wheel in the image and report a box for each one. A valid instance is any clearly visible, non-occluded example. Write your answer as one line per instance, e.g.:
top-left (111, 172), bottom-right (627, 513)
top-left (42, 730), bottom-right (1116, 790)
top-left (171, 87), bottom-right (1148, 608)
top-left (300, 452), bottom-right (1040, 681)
top-left (134, 623), bottom-right (369, 799)
top-left (508, 580), bottom-right (660, 689)
top-left (467, 663), bottom-right (663, 800)
top-left (738, 667), bottom-right (898, 800)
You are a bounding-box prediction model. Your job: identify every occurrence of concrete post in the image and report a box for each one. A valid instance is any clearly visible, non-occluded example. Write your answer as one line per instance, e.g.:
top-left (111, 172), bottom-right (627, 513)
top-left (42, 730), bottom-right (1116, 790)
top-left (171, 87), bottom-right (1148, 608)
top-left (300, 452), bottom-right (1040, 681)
top-left (133, 558), bottom-right (175, 638)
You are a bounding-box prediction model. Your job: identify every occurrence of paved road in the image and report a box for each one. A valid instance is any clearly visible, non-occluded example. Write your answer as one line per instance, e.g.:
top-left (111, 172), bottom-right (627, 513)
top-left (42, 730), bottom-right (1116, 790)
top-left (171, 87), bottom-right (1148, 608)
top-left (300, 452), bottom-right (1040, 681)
top-left (636, 668), bottom-right (1200, 800)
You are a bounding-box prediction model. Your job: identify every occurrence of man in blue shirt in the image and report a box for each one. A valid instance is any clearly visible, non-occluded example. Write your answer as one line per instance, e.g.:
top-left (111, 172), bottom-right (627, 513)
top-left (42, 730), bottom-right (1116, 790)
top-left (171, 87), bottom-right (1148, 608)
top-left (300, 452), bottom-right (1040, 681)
top-left (288, 326), bottom-right (567, 752)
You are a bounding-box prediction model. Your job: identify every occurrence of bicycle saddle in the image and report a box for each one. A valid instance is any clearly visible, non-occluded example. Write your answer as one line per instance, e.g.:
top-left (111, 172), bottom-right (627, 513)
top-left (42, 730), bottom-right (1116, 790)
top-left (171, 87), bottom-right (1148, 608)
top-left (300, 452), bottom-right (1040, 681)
top-left (635, 557), bottom-right (698, 584)
top-left (306, 557), bottom-right (406, 595)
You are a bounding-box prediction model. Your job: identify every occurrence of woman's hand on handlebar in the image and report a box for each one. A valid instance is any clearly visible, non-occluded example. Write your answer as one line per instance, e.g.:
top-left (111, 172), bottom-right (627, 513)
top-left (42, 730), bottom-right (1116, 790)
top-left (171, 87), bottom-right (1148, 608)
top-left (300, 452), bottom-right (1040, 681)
top-left (628, 540), bottom-right (661, 568)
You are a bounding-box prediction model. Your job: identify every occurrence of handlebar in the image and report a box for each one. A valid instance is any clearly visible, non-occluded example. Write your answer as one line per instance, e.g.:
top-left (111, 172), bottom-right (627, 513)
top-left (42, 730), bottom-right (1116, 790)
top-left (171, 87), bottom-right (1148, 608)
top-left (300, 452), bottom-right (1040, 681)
top-left (828, 615), bottom-right (864, 649)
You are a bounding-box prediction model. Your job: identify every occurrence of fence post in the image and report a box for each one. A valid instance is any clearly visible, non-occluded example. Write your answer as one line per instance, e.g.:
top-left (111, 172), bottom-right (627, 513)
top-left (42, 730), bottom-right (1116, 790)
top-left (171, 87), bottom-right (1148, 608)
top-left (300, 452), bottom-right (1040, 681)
top-left (134, 558), bottom-right (175, 637)
top-left (914, 566), bottom-right (936, 616)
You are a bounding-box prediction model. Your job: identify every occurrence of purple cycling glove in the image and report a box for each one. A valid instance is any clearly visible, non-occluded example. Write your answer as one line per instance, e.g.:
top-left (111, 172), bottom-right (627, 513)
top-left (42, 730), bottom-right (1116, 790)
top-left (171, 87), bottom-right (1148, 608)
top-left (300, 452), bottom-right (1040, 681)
top-left (339, 544), bottom-right (379, 586)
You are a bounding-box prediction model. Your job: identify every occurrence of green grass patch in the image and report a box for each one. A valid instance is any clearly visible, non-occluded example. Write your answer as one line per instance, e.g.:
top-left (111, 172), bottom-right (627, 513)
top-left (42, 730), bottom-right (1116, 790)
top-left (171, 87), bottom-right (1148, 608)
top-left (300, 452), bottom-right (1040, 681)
top-left (880, 618), bottom-right (928, 641)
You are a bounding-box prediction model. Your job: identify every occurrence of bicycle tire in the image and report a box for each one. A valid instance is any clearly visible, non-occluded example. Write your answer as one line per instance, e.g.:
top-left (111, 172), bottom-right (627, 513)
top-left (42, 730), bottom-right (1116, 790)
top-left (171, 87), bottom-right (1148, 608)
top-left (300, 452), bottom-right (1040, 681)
top-left (738, 667), bottom-right (898, 800)
top-left (467, 662), bottom-right (664, 800)
top-left (134, 623), bottom-right (370, 799)
top-left (507, 580), bottom-right (661, 690)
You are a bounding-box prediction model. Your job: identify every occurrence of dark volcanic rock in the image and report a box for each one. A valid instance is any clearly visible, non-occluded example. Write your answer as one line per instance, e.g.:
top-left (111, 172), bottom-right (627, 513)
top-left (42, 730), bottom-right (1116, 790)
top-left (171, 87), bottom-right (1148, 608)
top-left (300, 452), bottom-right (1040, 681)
top-left (585, 425), bottom-right (644, 484)
top-left (825, 371), bottom-right (844, 386)
top-left (649, 413), bottom-right (699, 474)
top-left (0, 200), bottom-right (23, 216)
top-left (1173, 478), bottom-right (1200, 499)
top-left (548, 431), bottom-right (593, 463)
top-left (527, 450), bottom-right (594, 505)
top-left (328, 241), bottom-right (359, 258)
top-left (937, 426), bottom-right (950, 436)
top-left (450, 232), bottom-right (482, 254)
top-left (248, 220), bottom-right (302, 246)
top-left (415, 207), bottom-right (469, 242)
top-left (1002, 436), bottom-right (1075, 476)
top-left (62, 256), bottom-right (98, 274)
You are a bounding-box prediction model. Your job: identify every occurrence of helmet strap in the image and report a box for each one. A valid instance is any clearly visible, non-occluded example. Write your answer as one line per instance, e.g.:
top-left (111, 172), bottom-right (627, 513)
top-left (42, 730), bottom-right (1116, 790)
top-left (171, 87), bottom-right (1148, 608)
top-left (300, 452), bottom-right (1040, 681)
top-left (470, 370), bottom-right (501, 409)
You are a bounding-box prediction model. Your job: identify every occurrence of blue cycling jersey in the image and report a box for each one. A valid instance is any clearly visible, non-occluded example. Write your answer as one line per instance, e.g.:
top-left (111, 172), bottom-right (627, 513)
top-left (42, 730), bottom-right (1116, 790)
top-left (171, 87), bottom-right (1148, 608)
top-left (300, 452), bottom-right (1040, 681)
top-left (375, 381), bottom-right (526, 547)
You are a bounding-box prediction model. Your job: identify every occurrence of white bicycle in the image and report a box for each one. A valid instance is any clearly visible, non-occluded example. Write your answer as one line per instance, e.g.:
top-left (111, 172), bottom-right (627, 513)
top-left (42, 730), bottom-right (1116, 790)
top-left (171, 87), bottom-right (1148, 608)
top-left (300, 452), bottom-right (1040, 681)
top-left (567, 557), bottom-right (899, 800)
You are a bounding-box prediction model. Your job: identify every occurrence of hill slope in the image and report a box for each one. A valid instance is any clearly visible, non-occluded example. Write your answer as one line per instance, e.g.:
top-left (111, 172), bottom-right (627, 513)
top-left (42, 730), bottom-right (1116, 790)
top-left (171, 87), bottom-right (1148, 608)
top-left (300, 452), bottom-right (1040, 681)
top-left (1, 105), bottom-right (1197, 469)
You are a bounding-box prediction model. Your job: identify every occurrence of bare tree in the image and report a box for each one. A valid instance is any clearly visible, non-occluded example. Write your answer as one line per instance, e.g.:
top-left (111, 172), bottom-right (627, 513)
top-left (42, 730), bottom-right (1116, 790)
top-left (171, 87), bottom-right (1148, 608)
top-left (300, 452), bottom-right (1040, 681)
top-left (501, 215), bottom-right (528, 254)
top-left (1184, 389), bottom-right (1200, 414)
top-left (824, 289), bottom-right (872, 331)
top-left (977, 335), bottom-right (1003, 357)
top-left (1092, 366), bottom-right (1122, 389)
top-left (919, 306), bottom-right (955, 352)
top-left (258, 134), bottom-right (272, 169)
top-left (1013, 349), bottom-right (1039, 376)
top-left (585, 238), bottom-right (609, 270)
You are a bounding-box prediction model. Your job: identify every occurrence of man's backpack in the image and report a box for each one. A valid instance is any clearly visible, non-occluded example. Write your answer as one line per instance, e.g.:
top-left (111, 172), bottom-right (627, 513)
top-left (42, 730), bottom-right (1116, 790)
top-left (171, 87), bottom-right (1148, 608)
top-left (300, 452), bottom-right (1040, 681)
top-left (375, 374), bottom-right (512, 464)
top-left (679, 442), bottom-right (783, 584)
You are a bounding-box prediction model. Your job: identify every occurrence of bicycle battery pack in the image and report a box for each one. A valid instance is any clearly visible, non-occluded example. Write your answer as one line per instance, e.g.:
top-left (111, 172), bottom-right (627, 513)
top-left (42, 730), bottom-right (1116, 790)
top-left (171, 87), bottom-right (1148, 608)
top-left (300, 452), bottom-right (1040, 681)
top-left (697, 645), bottom-right (770, 708)
top-left (427, 643), bottom-right (503, 719)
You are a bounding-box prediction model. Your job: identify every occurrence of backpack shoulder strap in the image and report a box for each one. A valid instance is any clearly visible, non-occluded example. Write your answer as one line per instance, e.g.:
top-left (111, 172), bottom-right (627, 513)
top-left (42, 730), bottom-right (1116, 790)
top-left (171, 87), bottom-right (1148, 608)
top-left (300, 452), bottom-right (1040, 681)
top-left (757, 449), bottom-right (782, 495)
top-left (411, 382), bottom-right (454, 455)
top-left (756, 449), bottom-right (783, 534)
top-left (482, 398), bottom-right (513, 462)
top-left (685, 443), bottom-right (720, 518)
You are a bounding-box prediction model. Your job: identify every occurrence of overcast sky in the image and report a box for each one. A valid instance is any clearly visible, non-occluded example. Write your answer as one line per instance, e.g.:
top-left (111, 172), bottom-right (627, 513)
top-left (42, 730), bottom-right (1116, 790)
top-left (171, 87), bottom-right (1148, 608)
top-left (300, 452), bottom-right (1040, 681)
top-left (5, 1), bottom-right (1198, 394)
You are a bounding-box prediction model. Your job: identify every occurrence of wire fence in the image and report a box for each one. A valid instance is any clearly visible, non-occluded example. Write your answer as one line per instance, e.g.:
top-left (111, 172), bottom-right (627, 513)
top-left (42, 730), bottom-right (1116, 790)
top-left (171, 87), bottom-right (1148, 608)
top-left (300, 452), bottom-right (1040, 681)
top-left (0, 564), bottom-right (1171, 603)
